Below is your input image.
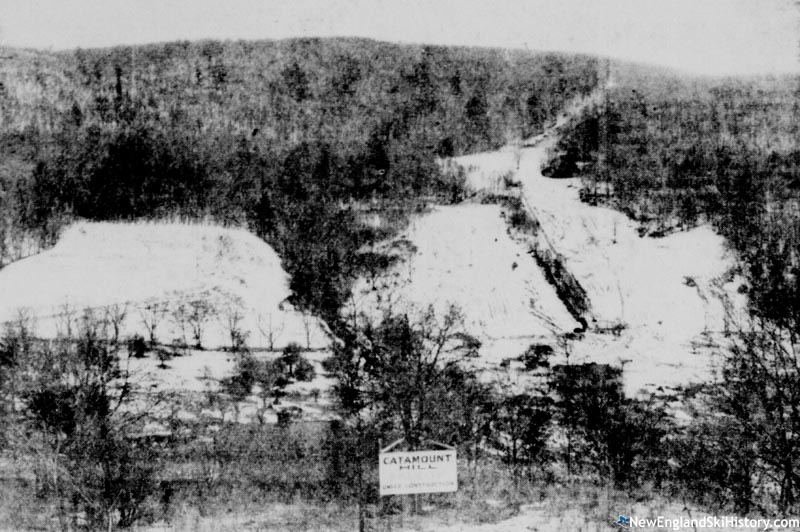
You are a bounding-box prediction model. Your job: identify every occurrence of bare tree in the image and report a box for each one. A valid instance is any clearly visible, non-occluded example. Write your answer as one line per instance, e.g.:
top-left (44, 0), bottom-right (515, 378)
top-left (104, 303), bottom-right (128, 346)
top-left (301, 311), bottom-right (313, 350)
top-left (326, 304), bottom-right (491, 525)
top-left (331, 304), bottom-right (483, 447)
top-left (221, 302), bottom-right (247, 353)
top-left (505, 131), bottom-right (522, 170)
top-left (54, 302), bottom-right (76, 339)
top-left (171, 301), bottom-right (189, 347)
top-left (257, 312), bottom-right (284, 351)
top-left (139, 301), bottom-right (168, 348)
top-left (188, 299), bottom-right (213, 349)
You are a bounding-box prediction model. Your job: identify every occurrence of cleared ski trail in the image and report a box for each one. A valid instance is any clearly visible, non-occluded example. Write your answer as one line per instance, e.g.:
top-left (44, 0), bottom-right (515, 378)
top-left (347, 203), bottom-right (580, 342)
top-left (352, 93), bottom-right (746, 394)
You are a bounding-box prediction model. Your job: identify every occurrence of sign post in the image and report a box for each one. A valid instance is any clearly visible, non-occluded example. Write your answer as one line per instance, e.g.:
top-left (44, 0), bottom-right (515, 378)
top-left (378, 439), bottom-right (457, 497)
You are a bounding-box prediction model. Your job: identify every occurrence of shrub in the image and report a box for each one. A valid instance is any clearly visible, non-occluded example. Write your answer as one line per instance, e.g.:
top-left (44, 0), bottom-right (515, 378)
top-left (128, 334), bottom-right (147, 358)
top-left (280, 342), bottom-right (303, 378)
top-left (254, 358), bottom-right (288, 411)
top-left (222, 352), bottom-right (260, 402)
top-left (294, 356), bottom-right (316, 382)
top-left (155, 347), bottom-right (172, 369)
top-left (508, 209), bottom-right (537, 232)
top-left (519, 344), bottom-right (553, 371)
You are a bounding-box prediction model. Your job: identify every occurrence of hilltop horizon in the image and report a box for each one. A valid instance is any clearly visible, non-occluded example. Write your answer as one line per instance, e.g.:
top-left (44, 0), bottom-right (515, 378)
top-left (2, 0), bottom-right (797, 76)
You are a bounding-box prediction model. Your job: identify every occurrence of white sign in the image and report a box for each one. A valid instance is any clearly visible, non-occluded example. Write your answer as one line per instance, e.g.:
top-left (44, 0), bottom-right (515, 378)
top-left (379, 450), bottom-right (457, 496)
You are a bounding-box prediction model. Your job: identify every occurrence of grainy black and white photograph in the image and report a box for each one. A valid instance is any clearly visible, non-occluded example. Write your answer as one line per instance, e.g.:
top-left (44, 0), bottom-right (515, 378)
top-left (0, 1), bottom-right (798, 530)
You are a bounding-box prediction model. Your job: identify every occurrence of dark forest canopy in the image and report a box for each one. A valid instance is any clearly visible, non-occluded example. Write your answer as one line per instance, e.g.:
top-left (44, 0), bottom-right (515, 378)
top-left (0, 37), bottom-right (600, 321)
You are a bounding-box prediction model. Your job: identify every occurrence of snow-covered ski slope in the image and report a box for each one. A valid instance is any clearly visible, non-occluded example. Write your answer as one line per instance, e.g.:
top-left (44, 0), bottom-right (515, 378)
top-left (0, 221), bottom-right (329, 349)
top-left (353, 95), bottom-right (746, 394)
top-left (347, 204), bottom-right (580, 341)
top-left (519, 140), bottom-right (742, 334)
top-left (514, 125), bottom-right (745, 393)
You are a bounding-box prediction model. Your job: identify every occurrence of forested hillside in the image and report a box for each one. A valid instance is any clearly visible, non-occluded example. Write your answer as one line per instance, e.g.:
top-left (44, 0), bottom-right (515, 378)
top-left (0, 38), bottom-right (599, 322)
top-left (544, 71), bottom-right (800, 326)
top-left (5, 40), bottom-right (800, 530)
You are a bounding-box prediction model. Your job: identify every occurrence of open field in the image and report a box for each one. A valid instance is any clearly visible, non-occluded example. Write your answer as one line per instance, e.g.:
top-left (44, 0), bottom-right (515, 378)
top-left (0, 221), bottom-right (330, 350)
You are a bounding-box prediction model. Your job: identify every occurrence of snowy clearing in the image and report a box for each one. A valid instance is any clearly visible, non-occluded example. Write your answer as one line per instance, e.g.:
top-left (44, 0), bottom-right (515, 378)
top-left (511, 132), bottom-right (748, 394)
top-left (0, 221), bottom-right (329, 350)
top-left (346, 203), bottom-right (580, 342)
top-left (352, 110), bottom-right (748, 395)
top-left (443, 145), bottom-right (519, 194)
top-left (121, 348), bottom-right (336, 425)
